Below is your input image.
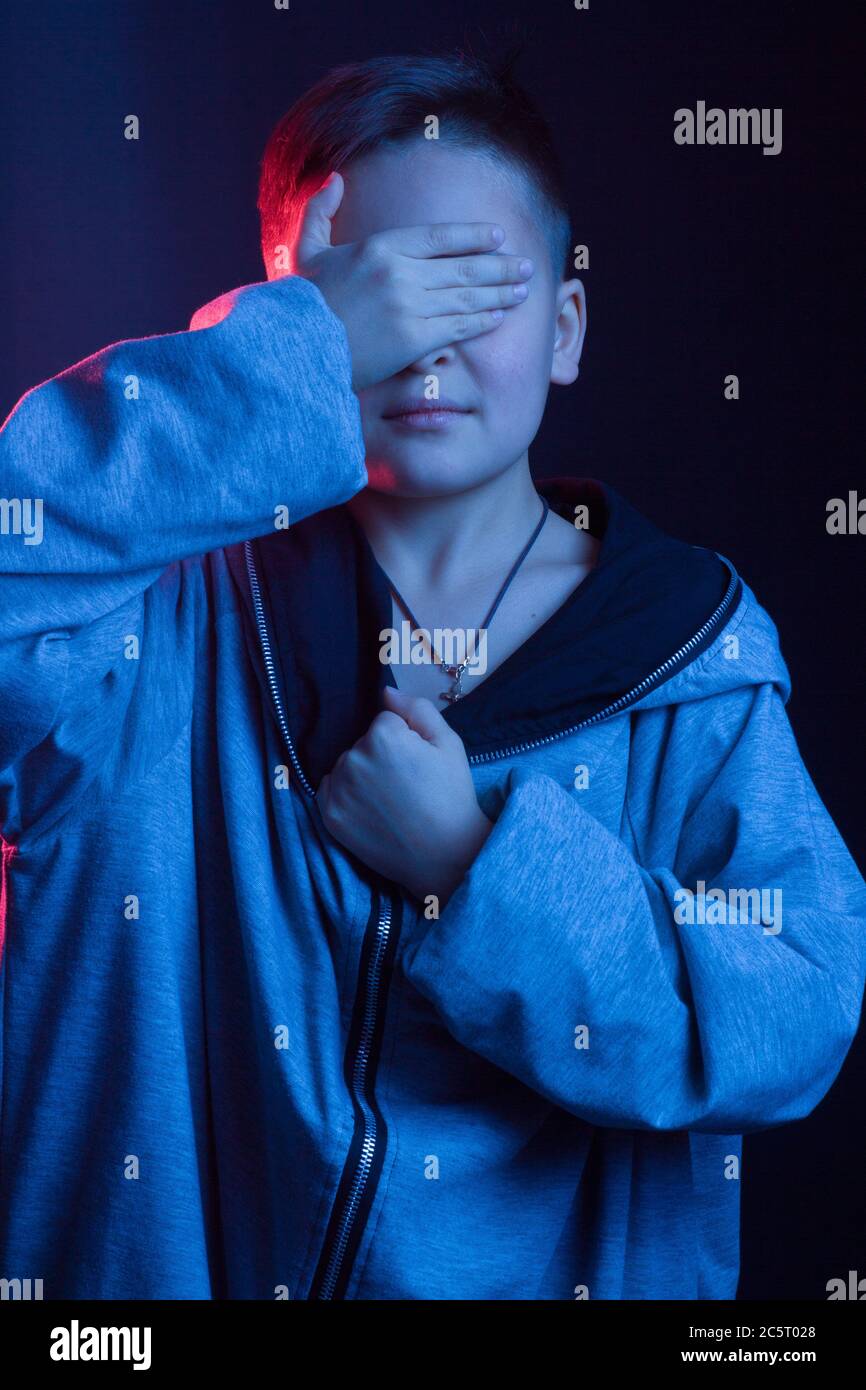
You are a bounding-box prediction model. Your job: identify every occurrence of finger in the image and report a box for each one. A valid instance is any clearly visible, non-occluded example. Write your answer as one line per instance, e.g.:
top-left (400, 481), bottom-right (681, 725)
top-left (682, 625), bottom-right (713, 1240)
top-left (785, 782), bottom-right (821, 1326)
top-left (422, 281), bottom-right (531, 318)
top-left (362, 709), bottom-right (410, 744)
top-left (376, 222), bottom-right (506, 261)
top-left (412, 308), bottom-right (508, 351)
top-left (421, 253), bottom-right (535, 291)
top-left (382, 685), bottom-right (453, 746)
top-left (295, 170), bottom-right (344, 269)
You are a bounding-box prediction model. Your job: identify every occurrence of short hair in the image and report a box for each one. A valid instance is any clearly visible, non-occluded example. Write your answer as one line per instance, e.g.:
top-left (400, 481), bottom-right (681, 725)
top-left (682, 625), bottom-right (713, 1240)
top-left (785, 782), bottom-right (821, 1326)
top-left (257, 49), bottom-right (573, 282)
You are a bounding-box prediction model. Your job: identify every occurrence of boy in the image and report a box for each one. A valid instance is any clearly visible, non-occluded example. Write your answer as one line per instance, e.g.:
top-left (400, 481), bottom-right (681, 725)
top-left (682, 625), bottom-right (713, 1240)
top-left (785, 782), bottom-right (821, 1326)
top-left (1, 52), bottom-right (864, 1301)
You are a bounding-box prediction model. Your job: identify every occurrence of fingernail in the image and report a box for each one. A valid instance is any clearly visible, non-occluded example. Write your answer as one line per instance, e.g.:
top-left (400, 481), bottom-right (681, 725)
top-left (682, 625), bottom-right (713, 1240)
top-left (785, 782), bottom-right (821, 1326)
top-left (519, 259), bottom-right (534, 276)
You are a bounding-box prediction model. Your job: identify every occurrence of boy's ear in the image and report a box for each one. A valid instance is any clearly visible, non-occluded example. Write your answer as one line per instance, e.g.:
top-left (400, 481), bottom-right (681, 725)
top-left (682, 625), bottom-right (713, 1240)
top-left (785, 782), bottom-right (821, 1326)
top-left (550, 278), bottom-right (587, 386)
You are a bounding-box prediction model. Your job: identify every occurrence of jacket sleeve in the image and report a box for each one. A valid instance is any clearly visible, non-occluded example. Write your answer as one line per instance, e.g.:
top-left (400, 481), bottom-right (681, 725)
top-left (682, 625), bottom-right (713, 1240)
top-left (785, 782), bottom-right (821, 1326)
top-left (0, 276), bottom-right (366, 829)
top-left (400, 681), bottom-right (866, 1134)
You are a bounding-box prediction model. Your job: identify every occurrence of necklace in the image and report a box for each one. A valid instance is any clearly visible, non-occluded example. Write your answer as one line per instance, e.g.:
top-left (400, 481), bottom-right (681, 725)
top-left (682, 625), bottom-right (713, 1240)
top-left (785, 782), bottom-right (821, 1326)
top-left (382, 496), bottom-right (550, 703)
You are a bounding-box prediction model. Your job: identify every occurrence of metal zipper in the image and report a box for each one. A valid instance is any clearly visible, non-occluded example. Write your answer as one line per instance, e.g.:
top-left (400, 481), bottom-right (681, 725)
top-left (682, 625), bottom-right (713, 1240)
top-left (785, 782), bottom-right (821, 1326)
top-left (242, 538), bottom-right (740, 1297)
top-left (244, 539), bottom-right (316, 800)
top-left (466, 556), bottom-right (741, 765)
top-left (244, 538), bottom-right (398, 1301)
top-left (311, 892), bottom-right (393, 1300)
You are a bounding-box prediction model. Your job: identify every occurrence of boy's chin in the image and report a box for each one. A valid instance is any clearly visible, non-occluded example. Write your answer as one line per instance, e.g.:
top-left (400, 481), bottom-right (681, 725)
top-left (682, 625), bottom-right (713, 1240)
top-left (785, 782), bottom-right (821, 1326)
top-left (363, 455), bottom-right (496, 499)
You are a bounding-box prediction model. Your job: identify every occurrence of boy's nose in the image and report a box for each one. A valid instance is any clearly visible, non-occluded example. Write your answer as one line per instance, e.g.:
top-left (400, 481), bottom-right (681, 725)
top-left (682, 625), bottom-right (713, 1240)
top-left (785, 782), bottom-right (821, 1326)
top-left (407, 343), bottom-right (459, 372)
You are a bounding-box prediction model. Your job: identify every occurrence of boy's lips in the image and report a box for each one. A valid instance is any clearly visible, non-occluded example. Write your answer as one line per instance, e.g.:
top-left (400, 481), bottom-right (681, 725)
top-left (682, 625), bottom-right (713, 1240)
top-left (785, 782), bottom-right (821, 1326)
top-left (382, 398), bottom-right (473, 430)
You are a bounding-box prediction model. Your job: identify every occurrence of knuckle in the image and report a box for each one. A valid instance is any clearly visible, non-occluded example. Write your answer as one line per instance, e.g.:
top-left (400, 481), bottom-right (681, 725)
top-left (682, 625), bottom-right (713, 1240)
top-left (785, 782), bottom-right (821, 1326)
top-left (346, 240), bottom-right (366, 273)
top-left (428, 224), bottom-right (453, 253)
top-left (364, 714), bottom-right (389, 746)
top-left (363, 238), bottom-right (389, 277)
top-left (364, 232), bottom-right (385, 261)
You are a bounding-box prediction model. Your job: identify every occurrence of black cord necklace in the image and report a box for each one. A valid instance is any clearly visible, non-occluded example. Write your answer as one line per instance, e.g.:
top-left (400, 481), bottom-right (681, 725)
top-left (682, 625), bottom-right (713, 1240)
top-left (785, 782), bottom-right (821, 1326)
top-left (383, 495), bottom-right (551, 703)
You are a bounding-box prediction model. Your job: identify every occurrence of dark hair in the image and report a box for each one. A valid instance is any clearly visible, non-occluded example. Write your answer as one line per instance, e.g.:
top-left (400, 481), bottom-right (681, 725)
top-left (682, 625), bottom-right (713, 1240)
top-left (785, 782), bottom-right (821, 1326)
top-left (257, 49), bottom-right (572, 280)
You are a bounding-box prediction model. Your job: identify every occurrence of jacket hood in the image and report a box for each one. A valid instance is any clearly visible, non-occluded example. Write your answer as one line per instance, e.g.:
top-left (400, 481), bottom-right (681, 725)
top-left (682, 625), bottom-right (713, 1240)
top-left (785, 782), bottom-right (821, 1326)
top-left (227, 477), bottom-right (790, 787)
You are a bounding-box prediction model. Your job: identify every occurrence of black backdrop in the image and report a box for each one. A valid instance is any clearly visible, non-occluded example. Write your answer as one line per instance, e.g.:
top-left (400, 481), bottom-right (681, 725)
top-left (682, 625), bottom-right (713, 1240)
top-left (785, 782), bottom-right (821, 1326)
top-left (1, 0), bottom-right (863, 1300)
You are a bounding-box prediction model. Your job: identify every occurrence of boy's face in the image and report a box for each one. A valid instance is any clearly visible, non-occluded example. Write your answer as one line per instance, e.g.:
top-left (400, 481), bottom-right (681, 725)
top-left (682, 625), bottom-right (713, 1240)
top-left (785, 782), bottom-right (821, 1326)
top-left (321, 141), bottom-right (586, 497)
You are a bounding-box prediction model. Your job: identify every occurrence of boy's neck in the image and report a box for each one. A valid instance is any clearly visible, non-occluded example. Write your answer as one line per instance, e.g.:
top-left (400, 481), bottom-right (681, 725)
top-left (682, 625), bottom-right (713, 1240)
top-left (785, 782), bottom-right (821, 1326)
top-left (347, 454), bottom-right (546, 593)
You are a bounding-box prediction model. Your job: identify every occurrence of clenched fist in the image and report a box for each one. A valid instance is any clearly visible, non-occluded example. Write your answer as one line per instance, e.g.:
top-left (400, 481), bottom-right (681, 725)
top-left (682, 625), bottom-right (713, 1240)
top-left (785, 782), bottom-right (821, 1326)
top-left (317, 685), bottom-right (493, 906)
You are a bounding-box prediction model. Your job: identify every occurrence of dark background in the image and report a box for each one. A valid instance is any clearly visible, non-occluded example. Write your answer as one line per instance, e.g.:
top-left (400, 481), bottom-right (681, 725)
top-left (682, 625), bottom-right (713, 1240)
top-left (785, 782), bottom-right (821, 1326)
top-left (1, 0), bottom-right (863, 1299)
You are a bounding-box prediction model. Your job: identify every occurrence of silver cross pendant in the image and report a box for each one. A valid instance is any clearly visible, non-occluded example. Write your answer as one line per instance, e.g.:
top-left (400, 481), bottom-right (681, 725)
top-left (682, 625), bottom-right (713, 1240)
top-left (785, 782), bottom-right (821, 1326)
top-left (439, 660), bottom-right (468, 703)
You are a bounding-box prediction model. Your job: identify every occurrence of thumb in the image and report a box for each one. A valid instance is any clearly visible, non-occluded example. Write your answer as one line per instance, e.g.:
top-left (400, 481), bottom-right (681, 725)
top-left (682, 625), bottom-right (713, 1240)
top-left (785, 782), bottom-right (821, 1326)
top-left (382, 684), bottom-right (453, 746)
top-left (295, 170), bottom-right (344, 270)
